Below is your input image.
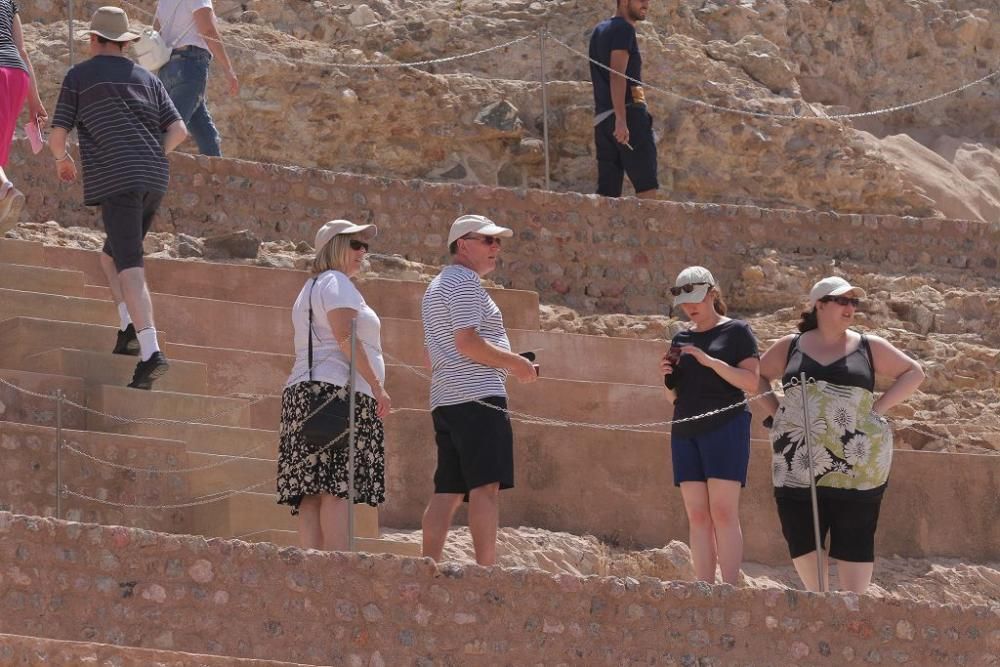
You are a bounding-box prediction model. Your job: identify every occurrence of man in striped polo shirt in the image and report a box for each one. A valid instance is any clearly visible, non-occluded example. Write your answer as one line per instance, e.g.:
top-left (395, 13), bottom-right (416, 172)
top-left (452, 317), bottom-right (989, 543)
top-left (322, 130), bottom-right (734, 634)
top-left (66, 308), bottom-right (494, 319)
top-left (420, 214), bottom-right (537, 566)
top-left (48, 7), bottom-right (188, 391)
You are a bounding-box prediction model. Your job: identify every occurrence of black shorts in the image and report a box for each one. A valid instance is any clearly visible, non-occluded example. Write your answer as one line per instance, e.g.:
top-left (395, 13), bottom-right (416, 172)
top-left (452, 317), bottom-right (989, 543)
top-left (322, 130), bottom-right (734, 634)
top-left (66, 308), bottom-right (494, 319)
top-left (594, 104), bottom-right (659, 197)
top-left (431, 396), bottom-right (514, 499)
top-left (100, 189), bottom-right (165, 272)
top-left (775, 492), bottom-right (884, 563)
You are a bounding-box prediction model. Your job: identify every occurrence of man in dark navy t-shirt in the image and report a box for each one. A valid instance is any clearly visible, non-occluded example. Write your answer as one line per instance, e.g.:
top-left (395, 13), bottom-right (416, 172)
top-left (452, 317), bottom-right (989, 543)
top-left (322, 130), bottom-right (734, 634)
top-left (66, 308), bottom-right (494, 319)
top-left (588, 0), bottom-right (659, 198)
top-left (49, 7), bottom-right (188, 391)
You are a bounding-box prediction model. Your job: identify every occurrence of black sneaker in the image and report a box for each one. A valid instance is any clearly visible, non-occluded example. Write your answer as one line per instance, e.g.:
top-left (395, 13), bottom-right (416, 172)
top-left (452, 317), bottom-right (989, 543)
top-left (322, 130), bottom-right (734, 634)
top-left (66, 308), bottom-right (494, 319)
top-left (128, 352), bottom-right (169, 390)
top-left (112, 323), bottom-right (140, 355)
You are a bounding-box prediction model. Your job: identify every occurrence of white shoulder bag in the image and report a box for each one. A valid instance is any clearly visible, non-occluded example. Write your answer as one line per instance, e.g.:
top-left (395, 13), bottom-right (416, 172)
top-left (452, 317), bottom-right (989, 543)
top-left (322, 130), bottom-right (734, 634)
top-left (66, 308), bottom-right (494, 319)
top-left (134, 1), bottom-right (198, 72)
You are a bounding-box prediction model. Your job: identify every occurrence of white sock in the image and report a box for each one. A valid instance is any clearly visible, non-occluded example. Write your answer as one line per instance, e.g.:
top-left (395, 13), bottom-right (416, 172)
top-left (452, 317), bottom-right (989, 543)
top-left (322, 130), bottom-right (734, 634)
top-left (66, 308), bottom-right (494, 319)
top-left (117, 302), bottom-right (132, 330)
top-left (136, 327), bottom-right (161, 361)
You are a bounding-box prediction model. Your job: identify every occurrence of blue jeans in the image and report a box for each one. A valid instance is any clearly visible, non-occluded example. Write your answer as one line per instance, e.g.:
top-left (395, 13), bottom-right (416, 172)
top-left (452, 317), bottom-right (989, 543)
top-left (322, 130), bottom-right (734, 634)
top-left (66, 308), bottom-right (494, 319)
top-left (158, 47), bottom-right (222, 157)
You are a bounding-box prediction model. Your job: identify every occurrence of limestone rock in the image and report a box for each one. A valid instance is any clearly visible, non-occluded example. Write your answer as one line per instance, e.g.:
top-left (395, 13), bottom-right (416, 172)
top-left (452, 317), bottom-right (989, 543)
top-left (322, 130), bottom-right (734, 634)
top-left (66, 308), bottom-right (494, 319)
top-left (203, 230), bottom-right (261, 260)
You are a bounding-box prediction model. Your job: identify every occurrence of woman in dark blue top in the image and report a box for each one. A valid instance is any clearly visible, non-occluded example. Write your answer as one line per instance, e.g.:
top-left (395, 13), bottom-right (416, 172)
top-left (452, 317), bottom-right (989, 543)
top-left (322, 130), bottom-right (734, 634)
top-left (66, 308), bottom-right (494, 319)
top-left (660, 266), bottom-right (760, 585)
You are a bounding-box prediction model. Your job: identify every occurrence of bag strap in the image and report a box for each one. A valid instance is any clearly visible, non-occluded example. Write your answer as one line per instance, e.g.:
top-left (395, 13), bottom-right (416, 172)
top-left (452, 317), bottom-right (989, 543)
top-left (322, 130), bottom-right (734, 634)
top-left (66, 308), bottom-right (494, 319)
top-left (307, 277), bottom-right (317, 381)
top-left (160, 0), bottom-right (200, 49)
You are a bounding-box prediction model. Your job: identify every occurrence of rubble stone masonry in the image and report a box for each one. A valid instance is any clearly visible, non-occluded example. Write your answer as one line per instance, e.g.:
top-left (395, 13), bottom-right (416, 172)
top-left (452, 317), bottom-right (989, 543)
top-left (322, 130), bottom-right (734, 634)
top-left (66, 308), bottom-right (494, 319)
top-left (0, 512), bottom-right (997, 665)
top-left (10, 143), bottom-right (999, 313)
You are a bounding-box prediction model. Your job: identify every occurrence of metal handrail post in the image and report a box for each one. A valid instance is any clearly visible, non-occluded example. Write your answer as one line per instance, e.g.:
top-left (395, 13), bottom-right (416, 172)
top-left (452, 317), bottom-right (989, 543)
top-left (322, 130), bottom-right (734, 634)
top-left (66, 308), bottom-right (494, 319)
top-left (346, 318), bottom-right (358, 552)
top-left (55, 389), bottom-right (64, 520)
top-left (800, 372), bottom-right (826, 592)
top-left (68, 0), bottom-right (75, 67)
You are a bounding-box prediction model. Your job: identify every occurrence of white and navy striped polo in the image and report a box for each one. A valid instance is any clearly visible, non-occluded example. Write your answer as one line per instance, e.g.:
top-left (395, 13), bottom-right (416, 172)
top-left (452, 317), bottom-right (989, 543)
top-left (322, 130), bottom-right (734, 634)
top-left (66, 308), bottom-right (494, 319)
top-left (51, 55), bottom-right (181, 205)
top-left (422, 264), bottom-right (511, 409)
top-left (0, 0), bottom-right (27, 72)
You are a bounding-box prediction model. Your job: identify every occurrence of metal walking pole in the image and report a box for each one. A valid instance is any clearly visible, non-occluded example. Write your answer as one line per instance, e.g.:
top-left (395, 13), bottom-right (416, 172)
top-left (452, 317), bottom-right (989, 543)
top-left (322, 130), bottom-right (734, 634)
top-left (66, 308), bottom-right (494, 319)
top-left (346, 318), bottom-right (358, 552)
top-left (538, 26), bottom-right (551, 191)
top-left (55, 390), bottom-right (64, 520)
top-left (799, 372), bottom-right (826, 593)
top-left (68, 0), bottom-right (75, 67)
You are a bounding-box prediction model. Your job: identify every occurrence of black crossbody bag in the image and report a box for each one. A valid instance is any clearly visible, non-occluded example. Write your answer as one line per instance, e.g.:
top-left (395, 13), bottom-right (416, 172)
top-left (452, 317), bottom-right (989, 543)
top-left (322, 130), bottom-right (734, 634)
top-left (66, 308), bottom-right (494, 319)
top-left (300, 278), bottom-right (351, 451)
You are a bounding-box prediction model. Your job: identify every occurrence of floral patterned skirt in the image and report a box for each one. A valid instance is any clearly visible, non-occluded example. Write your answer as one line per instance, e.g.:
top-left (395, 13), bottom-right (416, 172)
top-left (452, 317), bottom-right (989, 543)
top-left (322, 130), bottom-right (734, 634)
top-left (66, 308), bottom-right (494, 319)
top-left (276, 381), bottom-right (385, 514)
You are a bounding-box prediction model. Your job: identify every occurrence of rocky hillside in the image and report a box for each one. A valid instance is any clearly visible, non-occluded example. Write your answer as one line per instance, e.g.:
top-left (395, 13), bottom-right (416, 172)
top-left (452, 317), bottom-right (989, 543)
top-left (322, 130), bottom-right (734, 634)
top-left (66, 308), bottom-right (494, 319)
top-left (17, 0), bottom-right (1000, 218)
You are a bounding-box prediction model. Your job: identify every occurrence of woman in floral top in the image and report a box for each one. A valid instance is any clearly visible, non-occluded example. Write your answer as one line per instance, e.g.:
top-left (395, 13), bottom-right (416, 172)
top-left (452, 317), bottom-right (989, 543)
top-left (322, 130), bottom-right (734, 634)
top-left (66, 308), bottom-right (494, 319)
top-left (757, 277), bottom-right (924, 593)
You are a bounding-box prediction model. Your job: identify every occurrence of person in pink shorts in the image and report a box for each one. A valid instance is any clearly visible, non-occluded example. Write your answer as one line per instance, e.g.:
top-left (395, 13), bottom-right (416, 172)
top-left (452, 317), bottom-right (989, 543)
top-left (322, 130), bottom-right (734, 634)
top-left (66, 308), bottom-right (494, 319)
top-left (0, 0), bottom-right (46, 233)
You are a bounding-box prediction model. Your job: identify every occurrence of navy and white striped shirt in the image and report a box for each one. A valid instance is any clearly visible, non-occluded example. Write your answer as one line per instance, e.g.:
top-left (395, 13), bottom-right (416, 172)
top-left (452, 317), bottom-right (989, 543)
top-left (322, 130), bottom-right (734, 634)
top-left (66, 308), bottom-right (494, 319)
top-left (422, 264), bottom-right (511, 409)
top-left (0, 0), bottom-right (27, 72)
top-left (51, 55), bottom-right (181, 205)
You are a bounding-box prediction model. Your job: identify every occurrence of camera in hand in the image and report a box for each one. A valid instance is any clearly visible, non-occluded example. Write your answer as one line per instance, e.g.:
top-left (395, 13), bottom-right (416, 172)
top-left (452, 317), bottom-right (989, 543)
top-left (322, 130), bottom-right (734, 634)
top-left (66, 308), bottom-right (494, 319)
top-left (519, 351), bottom-right (540, 376)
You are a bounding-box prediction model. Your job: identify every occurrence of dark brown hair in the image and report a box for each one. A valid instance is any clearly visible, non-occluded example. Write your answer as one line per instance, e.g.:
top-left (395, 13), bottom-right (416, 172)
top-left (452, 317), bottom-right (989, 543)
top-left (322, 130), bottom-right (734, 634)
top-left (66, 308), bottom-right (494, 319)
top-left (797, 307), bottom-right (819, 332)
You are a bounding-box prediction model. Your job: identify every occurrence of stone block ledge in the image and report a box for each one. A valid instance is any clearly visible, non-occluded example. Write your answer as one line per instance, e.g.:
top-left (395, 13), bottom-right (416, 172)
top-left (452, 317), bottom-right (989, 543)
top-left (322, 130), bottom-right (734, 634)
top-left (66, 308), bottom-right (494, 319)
top-left (10, 141), bottom-right (999, 313)
top-left (0, 512), bottom-right (996, 665)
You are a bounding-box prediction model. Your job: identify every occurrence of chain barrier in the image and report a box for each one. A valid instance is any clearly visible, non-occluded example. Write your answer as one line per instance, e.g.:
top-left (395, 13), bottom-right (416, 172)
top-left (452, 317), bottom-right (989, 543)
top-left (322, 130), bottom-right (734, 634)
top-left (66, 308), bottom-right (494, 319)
top-left (110, 0), bottom-right (997, 117)
top-left (545, 33), bottom-right (1000, 121)
top-left (114, 0), bottom-right (533, 71)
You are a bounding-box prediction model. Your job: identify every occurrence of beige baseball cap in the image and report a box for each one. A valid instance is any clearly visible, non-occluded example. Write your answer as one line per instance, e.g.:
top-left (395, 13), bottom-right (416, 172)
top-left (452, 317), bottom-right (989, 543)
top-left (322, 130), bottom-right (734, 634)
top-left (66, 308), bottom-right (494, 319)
top-left (80, 7), bottom-right (141, 42)
top-left (447, 214), bottom-right (513, 246)
top-left (671, 266), bottom-right (716, 306)
top-left (808, 276), bottom-right (867, 307)
top-left (314, 219), bottom-right (377, 252)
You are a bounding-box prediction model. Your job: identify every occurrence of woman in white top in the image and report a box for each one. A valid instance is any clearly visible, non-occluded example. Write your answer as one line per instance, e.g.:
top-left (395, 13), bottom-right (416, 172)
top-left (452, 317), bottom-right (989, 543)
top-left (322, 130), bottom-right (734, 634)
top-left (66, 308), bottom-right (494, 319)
top-left (276, 220), bottom-right (391, 551)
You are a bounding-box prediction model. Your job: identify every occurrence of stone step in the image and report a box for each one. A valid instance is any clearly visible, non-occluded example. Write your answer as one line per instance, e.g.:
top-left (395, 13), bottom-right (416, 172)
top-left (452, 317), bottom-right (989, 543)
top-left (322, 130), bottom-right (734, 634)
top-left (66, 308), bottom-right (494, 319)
top-left (121, 420), bottom-right (278, 458)
top-left (0, 262), bottom-right (87, 297)
top-left (185, 451), bottom-right (276, 497)
top-left (84, 385), bottom-right (252, 433)
top-left (0, 368), bottom-right (87, 430)
top-left (25, 348), bottom-right (209, 395)
top-left (243, 528), bottom-right (423, 557)
top-left (1, 290), bottom-right (667, 387)
top-left (0, 238), bottom-right (44, 265)
top-left (0, 632), bottom-right (317, 667)
top-left (191, 491), bottom-right (380, 540)
top-left (19, 240), bottom-right (541, 329)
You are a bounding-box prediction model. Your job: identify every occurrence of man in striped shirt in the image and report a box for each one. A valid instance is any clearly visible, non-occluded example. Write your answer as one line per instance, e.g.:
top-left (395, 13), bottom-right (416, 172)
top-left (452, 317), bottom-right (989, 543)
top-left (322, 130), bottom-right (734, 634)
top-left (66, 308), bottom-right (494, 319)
top-left (420, 214), bottom-right (537, 566)
top-left (49, 7), bottom-right (188, 390)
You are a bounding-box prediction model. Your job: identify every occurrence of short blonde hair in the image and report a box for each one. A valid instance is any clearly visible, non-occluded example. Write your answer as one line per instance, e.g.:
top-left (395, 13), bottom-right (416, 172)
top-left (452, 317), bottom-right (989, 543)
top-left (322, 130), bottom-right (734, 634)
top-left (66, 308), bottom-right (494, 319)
top-left (311, 233), bottom-right (358, 275)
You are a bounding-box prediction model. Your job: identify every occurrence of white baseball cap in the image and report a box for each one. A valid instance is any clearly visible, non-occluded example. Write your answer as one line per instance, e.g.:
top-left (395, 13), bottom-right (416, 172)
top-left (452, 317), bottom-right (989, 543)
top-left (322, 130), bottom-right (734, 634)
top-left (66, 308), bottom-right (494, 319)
top-left (808, 276), bottom-right (867, 307)
top-left (672, 266), bottom-right (716, 306)
top-left (314, 219), bottom-right (377, 252)
top-left (447, 214), bottom-right (513, 246)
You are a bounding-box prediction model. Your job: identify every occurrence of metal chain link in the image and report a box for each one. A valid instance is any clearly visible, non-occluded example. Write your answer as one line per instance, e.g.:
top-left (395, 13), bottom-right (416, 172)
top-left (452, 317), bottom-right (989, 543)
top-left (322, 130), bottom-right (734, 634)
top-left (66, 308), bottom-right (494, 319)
top-left (546, 33), bottom-right (1000, 121)
top-left (115, 0), bottom-right (533, 71)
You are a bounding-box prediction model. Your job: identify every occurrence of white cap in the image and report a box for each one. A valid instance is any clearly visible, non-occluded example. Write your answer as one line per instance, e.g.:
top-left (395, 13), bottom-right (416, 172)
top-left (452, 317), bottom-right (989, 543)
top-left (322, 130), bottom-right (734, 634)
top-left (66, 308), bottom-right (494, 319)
top-left (447, 214), bottom-right (513, 246)
top-left (672, 266), bottom-right (716, 306)
top-left (808, 276), bottom-right (867, 307)
top-left (314, 219), bottom-right (377, 253)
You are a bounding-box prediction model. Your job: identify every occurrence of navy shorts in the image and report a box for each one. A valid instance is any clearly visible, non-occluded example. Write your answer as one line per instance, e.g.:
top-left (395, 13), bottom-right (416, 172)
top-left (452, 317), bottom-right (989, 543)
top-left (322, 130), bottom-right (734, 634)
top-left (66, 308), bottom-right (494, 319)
top-left (594, 104), bottom-right (659, 197)
top-left (671, 412), bottom-right (751, 486)
top-left (431, 396), bottom-right (514, 499)
top-left (100, 189), bottom-right (164, 272)
top-left (776, 493), bottom-right (884, 563)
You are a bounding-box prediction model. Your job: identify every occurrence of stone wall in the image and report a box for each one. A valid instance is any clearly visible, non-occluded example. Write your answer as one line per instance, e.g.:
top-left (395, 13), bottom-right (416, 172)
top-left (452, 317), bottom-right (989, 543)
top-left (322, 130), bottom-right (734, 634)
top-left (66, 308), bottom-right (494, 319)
top-left (0, 512), bottom-right (996, 666)
top-left (0, 422), bottom-right (190, 534)
top-left (9, 144), bottom-right (999, 314)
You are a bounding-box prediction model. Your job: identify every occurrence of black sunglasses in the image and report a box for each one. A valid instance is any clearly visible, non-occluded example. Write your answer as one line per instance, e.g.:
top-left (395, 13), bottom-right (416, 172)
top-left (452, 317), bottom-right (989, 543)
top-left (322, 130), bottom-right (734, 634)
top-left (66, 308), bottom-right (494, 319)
top-left (820, 295), bottom-right (860, 307)
top-left (349, 240), bottom-right (369, 252)
top-left (669, 282), bottom-right (712, 297)
top-left (463, 234), bottom-right (502, 247)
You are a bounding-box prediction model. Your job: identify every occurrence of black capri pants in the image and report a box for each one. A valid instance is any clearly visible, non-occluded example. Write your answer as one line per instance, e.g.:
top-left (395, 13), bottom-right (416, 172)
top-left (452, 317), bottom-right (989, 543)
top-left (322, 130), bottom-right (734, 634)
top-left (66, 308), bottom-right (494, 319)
top-left (100, 189), bottom-right (165, 272)
top-left (776, 492), bottom-right (884, 563)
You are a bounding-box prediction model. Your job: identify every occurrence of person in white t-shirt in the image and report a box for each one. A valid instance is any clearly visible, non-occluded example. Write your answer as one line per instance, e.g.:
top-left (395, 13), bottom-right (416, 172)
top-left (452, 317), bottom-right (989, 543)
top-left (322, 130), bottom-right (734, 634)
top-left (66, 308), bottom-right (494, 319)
top-left (276, 219), bottom-right (391, 552)
top-left (153, 0), bottom-right (238, 156)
